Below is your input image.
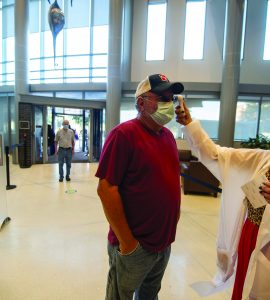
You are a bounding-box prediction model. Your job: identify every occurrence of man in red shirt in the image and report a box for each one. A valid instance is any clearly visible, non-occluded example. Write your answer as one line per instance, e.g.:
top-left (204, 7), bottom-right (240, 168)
top-left (96, 74), bottom-right (184, 300)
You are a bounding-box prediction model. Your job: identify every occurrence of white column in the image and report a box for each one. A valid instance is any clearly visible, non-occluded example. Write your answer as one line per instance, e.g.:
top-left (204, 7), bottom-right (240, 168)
top-left (105, 0), bottom-right (123, 133)
top-left (13, 0), bottom-right (29, 163)
top-left (218, 0), bottom-right (245, 146)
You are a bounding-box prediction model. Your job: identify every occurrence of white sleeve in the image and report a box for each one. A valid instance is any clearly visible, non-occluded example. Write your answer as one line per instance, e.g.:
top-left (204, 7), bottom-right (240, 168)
top-left (181, 120), bottom-right (269, 181)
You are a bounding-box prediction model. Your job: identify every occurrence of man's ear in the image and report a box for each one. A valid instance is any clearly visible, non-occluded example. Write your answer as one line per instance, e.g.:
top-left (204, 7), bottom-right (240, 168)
top-left (137, 96), bottom-right (145, 111)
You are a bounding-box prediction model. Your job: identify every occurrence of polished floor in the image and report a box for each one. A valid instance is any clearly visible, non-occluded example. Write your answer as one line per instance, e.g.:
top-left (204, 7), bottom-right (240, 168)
top-left (0, 163), bottom-right (232, 300)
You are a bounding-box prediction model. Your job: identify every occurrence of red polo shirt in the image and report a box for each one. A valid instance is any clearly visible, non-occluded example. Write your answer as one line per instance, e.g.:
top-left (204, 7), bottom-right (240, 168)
top-left (95, 118), bottom-right (181, 252)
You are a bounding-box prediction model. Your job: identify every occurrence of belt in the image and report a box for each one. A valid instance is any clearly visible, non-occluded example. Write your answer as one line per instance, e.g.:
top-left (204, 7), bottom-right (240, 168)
top-left (59, 147), bottom-right (72, 150)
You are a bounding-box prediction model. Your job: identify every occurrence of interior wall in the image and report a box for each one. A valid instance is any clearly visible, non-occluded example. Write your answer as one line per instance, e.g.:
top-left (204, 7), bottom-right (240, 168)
top-left (131, 0), bottom-right (270, 85)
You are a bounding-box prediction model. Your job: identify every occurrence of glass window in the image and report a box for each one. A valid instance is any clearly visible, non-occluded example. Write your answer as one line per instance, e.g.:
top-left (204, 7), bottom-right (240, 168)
top-left (65, 69), bottom-right (90, 83)
top-left (234, 101), bottom-right (259, 140)
top-left (120, 99), bottom-right (137, 123)
top-left (29, 0), bottom-right (40, 33)
top-left (6, 61), bottom-right (14, 74)
top-left (92, 54), bottom-right (108, 68)
top-left (92, 25), bottom-right (108, 54)
top-left (30, 70), bottom-right (41, 83)
top-left (263, 0), bottom-right (270, 60)
top-left (66, 27), bottom-right (90, 55)
top-left (44, 69), bottom-right (63, 84)
top-left (92, 68), bottom-right (107, 83)
top-left (93, 0), bottom-right (109, 26)
top-left (29, 32), bottom-right (40, 59)
top-left (63, 108), bottom-right (83, 115)
top-left (55, 92), bottom-right (83, 99)
top-left (29, 59), bottom-right (40, 72)
top-left (188, 100), bottom-right (219, 139)
top-left (31, 92), bottom-right (53, 97)
top-left (28, 2), bottom-right (110, 84)
top-left (66, 55), bottom-right (89, 69)
top-left (54, 107), bottom-right (64, 114)
top-left (91, 25), bottom-right (108, 82)
top-left (167, 98), bottom-right (220, 139)
top-left (85, 92), bottom-right (107, 100)
top-left (66, 0), bottom-right (90, 28)
top-left (146, 1), bottom-right (167, 61)
top-left (225, 0), bottom-right (247, 61)
top-left (183, 0), bottom-right (206, 60)
top-left (6, 73), bottom-right (14, 85)
top-left (259, 101), bottom-right (270, 137)
top-left (29, 33), bottom-right (41, 83)
top-left (3, 4), bottom-right (14, 39)
top-left (2, 37), bottom-right (15, 84)
top-left (5, 37), bottom-right (14, 61)
top-left (241, 0), bottom-right (247, 60)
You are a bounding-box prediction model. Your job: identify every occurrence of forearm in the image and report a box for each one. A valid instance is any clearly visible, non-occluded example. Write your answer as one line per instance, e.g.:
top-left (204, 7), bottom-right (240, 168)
top-left (182, 120), bottom-right (219, 161)
top-left (97, 179), bottom-right (137, 250)
top-left (181, 121), bottom-right (223, 181)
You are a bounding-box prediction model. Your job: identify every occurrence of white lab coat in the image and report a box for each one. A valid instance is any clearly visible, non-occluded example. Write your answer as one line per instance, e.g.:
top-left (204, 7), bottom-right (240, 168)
top-left (182, 120), bottom-right (270, 300)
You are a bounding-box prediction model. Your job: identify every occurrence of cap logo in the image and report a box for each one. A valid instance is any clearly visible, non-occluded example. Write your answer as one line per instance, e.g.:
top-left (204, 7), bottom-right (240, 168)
top-left (159, 74), bottom-right (168, 82)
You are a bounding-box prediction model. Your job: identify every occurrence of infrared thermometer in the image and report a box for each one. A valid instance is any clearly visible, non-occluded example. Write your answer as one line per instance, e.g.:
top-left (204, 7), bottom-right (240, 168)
top-left (173, 95), bottom-right (185, 112)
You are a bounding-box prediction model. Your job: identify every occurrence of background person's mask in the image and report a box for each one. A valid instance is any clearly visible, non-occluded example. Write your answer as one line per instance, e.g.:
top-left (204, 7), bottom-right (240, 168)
top-left (63, 125), bottom-right (69, 130)
top-left (150, 101), bottom-right (174, 126)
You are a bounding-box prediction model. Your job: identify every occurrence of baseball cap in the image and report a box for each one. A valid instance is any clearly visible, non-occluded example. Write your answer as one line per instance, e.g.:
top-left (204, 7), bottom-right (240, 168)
top-left (135, 74), bottom-right (184, 98)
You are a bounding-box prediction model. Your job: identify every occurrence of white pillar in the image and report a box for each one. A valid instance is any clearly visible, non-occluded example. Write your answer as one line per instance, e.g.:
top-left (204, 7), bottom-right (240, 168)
top-left (106, 0), bottom-right (123, 133)
top-left (218, 0), bottom-right (245, 146)
top-left (13, 0), bottom-right (29, 163)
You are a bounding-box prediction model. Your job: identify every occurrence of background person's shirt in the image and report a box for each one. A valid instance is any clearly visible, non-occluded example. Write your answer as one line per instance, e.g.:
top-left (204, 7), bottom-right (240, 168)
top-left (55, 128), bottom-right (75, 148)
top-left (96, 118), bottom-right (181, 253)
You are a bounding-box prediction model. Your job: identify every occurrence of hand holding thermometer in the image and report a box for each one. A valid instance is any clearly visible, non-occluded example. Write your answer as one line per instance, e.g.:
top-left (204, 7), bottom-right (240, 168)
top-left (174, 95), bottom-right (192, 125)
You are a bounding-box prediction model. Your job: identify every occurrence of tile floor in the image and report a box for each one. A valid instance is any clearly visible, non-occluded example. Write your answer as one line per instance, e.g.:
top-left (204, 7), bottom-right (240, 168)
top-left (0, 163), bottom-right (232, 300)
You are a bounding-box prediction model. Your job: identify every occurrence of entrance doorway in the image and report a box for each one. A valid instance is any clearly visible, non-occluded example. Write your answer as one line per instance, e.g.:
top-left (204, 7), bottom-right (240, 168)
top-left (47, 107), bottom-right (90, 163)
top-left (31, 104), bottom-right (104, 164)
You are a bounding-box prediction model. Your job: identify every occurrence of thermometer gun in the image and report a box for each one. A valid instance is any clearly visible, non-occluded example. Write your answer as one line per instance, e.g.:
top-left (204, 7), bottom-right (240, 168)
top-left (173, 95), bottom-right (185, 112)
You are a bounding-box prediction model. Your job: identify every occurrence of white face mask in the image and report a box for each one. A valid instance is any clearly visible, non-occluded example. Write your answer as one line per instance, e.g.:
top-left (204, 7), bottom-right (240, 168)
top-left (149, 101), bottom-right (174, 126)
top-left (63, 125), bottom-right (69, 130)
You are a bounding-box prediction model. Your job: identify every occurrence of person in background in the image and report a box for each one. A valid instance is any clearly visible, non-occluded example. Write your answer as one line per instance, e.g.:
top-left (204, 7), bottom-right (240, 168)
top-left (96, 74), bottom-right (184, 300)
top-left (55, 120), bottom-right (75, 182)
top-left (175, 100), bottom-right (270, 300)
top-left (47, 124), bottom-right (55, 155)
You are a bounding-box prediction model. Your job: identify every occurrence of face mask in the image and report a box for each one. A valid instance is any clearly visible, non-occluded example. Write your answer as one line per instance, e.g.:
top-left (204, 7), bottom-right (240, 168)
top-left (149, 101), bottom-right (174, 126)
top-left (63, 125), bottom-right (69, 130)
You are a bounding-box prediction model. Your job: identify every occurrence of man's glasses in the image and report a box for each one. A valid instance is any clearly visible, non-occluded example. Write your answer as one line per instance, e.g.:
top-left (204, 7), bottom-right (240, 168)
top-left (142, 94), bottom-right (173, 103)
